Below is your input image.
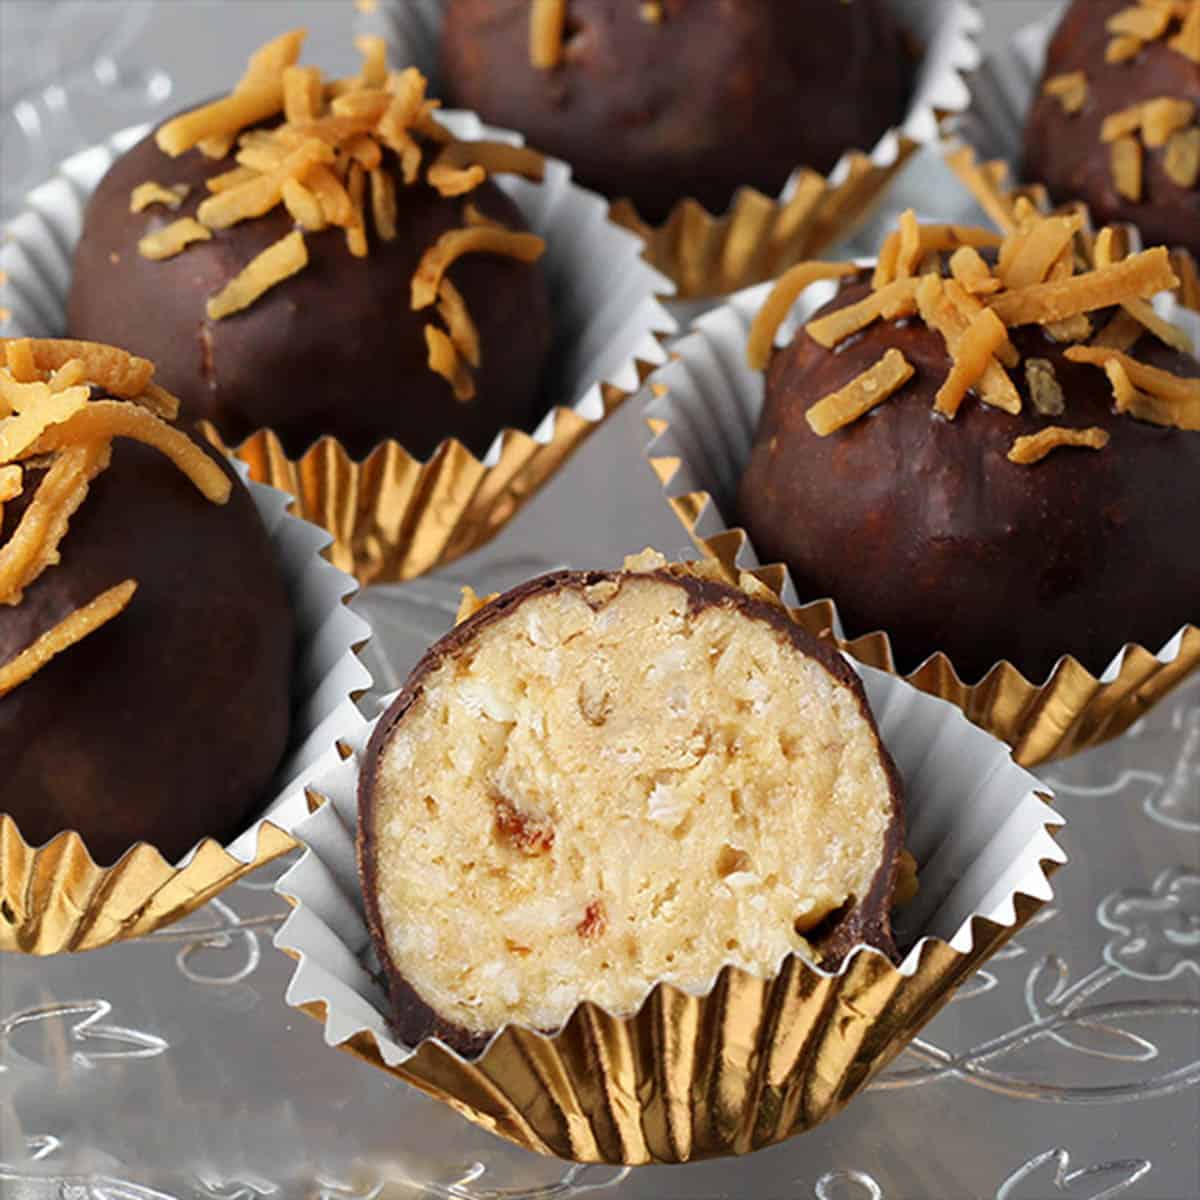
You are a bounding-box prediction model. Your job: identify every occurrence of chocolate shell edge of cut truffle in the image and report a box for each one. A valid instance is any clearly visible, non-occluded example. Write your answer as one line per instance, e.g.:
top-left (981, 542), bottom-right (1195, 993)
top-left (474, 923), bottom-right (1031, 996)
top-left (357, 567), bottom-right (906, 1059)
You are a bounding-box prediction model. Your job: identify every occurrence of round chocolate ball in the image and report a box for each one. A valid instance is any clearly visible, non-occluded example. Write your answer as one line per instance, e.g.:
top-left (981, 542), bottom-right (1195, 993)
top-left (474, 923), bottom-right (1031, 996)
top-left (1024, 0), bottom-right (1200, 260)
top-left (738, 273), bottom-right (1200, 683)
top-left (0, 440), bottom-right (293, 865)
top-left (66, 125), bottom-right (553, 461)
top-left (439, 0), bottom-right (915, 223)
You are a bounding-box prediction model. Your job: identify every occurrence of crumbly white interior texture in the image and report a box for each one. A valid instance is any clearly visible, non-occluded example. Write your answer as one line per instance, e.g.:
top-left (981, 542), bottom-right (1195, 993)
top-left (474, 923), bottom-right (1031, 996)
top-left (370, 575), bottom-right (895, 1036)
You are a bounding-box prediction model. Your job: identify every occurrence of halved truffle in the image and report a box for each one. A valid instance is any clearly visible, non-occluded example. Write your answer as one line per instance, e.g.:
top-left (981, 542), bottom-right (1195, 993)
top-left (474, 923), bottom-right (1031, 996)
top-left (0, 338), bottom-right (293, 864)
top-left (1024, 0), bottom-right (1200, 260)
top-left (739, 207), bottom-right (1200, 683)
top-left (359, 559), bottom-right (904, 1056)
top-left (439, 0), bottom-right (915, 223)
top-left (67, 33), bottom-right (553, 461)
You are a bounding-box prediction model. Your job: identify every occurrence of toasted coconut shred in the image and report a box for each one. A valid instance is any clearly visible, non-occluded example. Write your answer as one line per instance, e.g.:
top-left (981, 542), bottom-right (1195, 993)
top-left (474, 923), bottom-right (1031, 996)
top-left (425, 326), bottom-right (476, 402)
top-left (138, 217), bottom-right (213, 261)
top-left (1025, 358), bottom-right (1067, 415)
top-left (748, 201), bottom-right (1197, 457)
top-left (0, 338), bottom-right (231, 697)
top-left (1007, 426), bottom-right (1111, 464)
top-left (529, 0), bottom-right (568, 69)
top-left (804, 349), bottom-right (915, 436)
top-left (1102, 2), bottom-right (1200, 66)
top-left (1044, 71), bottom-right (1089, 115)
top-left (135, 31), bottom-right (547, 403)
top-left (130, 181), bottom-right (190, 213)
top-left (1045, 5), bottom-right (1200, 199)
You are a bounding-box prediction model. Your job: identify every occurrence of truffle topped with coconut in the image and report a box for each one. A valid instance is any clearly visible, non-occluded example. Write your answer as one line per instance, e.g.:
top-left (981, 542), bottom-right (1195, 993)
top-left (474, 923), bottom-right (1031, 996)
top-left (0, 337), bottom-right (292, 863)
top-left (67, 31), bottom-right (553, 460)
top-left (739, 175), bottom-right (1200, 681)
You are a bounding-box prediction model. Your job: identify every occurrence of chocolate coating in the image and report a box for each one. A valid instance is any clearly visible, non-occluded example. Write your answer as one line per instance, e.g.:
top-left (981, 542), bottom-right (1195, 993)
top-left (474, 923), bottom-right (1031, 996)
top-left (66, 123), bottom-right (553, 461)
top-left (1024, 0), bottom-right (1200, 259)
top-left (439, 0), bottom-right (915, 223)
top-left (0, 441), bottom-right (293, 865)
top-left (738, 272), bottom-right (1200, 683)
top-left (359, 568), bottom-right (905, 1057)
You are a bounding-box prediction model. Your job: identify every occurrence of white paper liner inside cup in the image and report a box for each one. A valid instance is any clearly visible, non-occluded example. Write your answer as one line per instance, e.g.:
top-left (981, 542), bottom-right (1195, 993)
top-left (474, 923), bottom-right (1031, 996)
top-left (271, 660), bottom-right (1063, 1104)
top-left (951, 4), bottom-right (1065, 171)
top-left (230, 467), bottom-right (374, 853)
top-left (640, 272), bottom-right (1200, 764)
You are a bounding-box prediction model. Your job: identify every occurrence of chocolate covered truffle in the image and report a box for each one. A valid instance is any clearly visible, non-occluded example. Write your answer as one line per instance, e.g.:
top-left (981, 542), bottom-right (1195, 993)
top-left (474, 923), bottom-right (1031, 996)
top-left (739, 208), bottom-right (1200, 684)
top-left (67, 32), bottom-right (553, 461)
top-left (359, 556), bottom-right (904, 1055)
top-left (438, 0), bottom-right (915, 223)
top-left (0, 338), bottom-right (293, 865)
top-left (1024, 0), bottom-right (1200, 260)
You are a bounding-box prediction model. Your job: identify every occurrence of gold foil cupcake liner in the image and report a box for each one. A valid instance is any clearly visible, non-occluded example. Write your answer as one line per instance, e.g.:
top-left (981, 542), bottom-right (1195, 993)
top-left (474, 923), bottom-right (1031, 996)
top-left (0, 115), bottom-right (676, 587)
top-left (0, 818), bottom-right (295, 955)
top-left (643, 273), bottom-right (1200, 768)
top-left (273, 622), bottom-right (1063, 1164)
top-left (204, 388), bottom-right (629, 586)
top-left (608, 155), bottom-right (913, 301)
top-left (0, 475), bottom-right (373, 955)
top-left (365, 0), bottom-right (983, 299)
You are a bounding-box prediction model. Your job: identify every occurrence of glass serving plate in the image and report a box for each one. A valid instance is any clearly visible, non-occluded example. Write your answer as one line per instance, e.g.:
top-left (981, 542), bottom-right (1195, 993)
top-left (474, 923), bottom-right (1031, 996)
top-left (1, 3), bottom-right (1198, 1196)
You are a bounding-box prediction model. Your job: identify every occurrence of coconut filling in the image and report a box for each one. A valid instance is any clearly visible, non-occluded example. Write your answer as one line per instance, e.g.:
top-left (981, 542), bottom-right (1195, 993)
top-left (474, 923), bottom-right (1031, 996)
top-left (369, 575), bottom-right (895, 1037)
